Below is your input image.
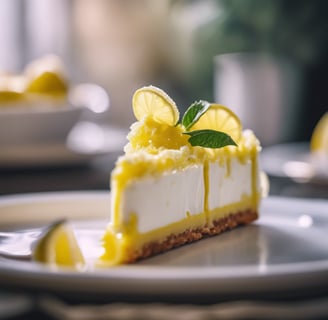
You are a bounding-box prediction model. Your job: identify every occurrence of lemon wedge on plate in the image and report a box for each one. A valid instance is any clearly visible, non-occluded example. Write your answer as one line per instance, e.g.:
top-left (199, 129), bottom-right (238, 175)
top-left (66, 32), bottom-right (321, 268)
top-left (32, 219), bottom-right (85, 269)
top-left (132, 85), bottom-right (179, 126)
top-left (310, 112), bottom-right (328, 155)
top-left (189, 103), bottom-right (242, 143)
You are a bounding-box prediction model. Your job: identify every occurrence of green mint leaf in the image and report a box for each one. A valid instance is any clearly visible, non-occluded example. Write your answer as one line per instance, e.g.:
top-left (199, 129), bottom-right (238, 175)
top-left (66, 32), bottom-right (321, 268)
top-left (183, 129), bottom-right (237, 149)
top-left (182, 100), bottom-right (210, 130)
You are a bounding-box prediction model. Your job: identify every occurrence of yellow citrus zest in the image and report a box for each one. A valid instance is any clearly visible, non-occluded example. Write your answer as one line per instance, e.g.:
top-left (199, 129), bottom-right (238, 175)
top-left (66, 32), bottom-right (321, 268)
top-left (310, 112), bottom-right (328, 154)
top-left (189, 103), bottom-right (242, 143)
top-left (132, 85), bottom-right (179, 126)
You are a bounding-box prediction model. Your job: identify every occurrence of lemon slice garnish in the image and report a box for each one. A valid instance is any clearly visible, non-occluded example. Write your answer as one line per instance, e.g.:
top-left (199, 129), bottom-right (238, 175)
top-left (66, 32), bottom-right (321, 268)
top-left (32, 219), bottom-right (85, 269)
top-left (132, 85), bottom-right (179, 126)
top-left (310, 112), bottom-right (328, 155)
top-left (189, 103), bottom-right (242, 143)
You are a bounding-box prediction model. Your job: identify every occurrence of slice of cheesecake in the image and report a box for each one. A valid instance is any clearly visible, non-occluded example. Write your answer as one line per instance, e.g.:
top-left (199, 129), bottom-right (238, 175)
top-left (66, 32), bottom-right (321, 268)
top-left (100, 86), bottom-right (265, 265)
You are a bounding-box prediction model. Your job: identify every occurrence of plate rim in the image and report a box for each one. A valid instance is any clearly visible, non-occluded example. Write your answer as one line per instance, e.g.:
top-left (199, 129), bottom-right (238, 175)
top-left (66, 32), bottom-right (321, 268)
top-left (0, 191), bottom-right (328, 296)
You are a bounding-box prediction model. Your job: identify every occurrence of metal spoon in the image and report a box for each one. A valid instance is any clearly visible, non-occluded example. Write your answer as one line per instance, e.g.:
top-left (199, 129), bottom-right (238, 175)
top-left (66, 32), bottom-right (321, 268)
top-left (0, 219), bottom-right (66, 261)
top-left (0, 231), bottom-right (39, 260)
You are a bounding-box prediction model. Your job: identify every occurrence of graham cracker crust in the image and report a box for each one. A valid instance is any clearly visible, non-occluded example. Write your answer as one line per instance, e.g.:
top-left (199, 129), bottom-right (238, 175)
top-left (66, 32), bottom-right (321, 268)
top-left (126, 209), bottom-right (258, 263)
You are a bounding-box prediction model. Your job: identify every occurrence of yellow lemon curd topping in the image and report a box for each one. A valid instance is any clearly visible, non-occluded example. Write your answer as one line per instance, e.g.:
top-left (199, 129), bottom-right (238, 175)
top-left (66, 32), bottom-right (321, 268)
top-left (126, 116), bottom-right (189, 153)
top-left (100, 86), bottom-right (262, 266)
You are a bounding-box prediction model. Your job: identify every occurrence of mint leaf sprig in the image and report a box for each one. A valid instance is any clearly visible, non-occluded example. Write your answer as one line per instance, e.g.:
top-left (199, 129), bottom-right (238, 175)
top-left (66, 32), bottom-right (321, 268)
top-left (183, 130), bottom-right (237, 148)
top-left (182, 100), bottom-right (210, 130)
top-left (180, 101), bottom-right (238, 149)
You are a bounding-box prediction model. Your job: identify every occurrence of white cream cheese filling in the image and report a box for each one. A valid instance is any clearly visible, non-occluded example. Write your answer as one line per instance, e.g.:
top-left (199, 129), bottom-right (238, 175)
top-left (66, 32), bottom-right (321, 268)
top-left (116, 158), bottom-right (255, 234)
top-left (208, 158), bottom-right (252, 210)
top-left (120, 165), bottom-right (204, 233)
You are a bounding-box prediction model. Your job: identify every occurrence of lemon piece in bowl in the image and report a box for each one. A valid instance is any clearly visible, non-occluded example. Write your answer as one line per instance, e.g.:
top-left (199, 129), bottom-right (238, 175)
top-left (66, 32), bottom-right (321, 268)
top-left (0, 91), bottom-right (24, 105)
top-left (132, 85), bottom-right (179, 126)
top-left (32, 219), bottom-right (85, 269)
top-left (25, 71), bottom-right (68, 94)
top-left (24, 55), bottom-right (68, 95)
top-left (189, 103), bottom-right (242, 143)
top-left (310, 112), bottom-right (328, 155)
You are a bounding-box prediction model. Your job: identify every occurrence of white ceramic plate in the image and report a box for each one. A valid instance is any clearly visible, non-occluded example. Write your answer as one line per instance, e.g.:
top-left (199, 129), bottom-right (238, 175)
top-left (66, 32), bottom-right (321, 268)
top-left (0, 192), bottom-right (327, 300)
top-left (261, 142), bottom-right (328, 184)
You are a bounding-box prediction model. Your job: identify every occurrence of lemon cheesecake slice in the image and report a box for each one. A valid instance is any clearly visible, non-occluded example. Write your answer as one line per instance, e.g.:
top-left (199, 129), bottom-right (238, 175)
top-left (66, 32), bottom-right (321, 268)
top-left (101, 86), bottom-right (265, 265)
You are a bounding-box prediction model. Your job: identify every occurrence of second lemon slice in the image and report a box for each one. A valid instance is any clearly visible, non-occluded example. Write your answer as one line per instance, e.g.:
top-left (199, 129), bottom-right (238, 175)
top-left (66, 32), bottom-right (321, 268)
top-left (189, 103), bottom-right (242, 143)
top-left (132, 86), bottom-right (179, 126)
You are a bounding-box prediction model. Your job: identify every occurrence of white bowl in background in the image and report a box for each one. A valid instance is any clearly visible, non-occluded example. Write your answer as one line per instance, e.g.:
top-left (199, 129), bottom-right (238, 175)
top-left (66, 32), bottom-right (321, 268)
top-left (0, 83), bottom-right (110, 146)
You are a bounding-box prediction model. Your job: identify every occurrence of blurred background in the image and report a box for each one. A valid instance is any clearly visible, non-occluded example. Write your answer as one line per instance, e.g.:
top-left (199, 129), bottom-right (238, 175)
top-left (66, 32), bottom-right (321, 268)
top-left (0, 0), bottom-right (327, 197)
top-left (1, 2), bottom-right (328, 316)
top-left (0, 0), bottom-right (327, 143)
